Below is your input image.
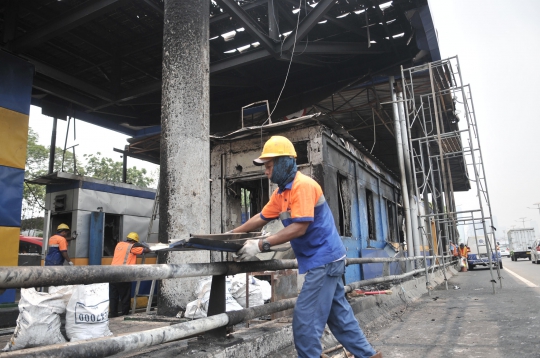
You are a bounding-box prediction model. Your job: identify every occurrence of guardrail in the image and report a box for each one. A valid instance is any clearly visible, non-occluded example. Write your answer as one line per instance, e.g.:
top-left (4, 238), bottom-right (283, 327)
top-left (0, 255), bottom-right (453, 358)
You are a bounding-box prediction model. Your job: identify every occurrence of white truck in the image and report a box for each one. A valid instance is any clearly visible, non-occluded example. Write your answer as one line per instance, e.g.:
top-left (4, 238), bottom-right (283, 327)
top-left (508, 228), bottom-right (535, 261)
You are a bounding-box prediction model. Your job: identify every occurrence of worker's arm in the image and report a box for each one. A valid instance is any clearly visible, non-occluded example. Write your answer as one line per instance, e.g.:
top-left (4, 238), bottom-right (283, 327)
top-left (261, 222), bottom-right (310, 250)
top-left (61, 251), bottom-right (72, 264)
top-left (231, 214), bottom-right (268, 233)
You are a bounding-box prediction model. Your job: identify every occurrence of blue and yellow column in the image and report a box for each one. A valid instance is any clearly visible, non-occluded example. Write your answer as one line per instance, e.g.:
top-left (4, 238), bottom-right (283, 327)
top-left (0, 51), bottom-right (34, 267)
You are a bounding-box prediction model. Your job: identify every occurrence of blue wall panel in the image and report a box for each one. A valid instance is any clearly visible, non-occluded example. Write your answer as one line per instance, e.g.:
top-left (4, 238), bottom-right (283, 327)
top-left (0, 166), bottom-right (24, 227)
top-left (342, 236), bottom-right (362, 284)
top-left (89, 211), bottom-right (104, 265)
top-left (360, 248), bottom-right (403, 280)
top-left (0, 51), bottom-right (34, 115)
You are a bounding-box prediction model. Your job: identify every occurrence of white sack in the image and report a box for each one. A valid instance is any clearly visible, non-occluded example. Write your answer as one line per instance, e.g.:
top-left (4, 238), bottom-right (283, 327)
top-left (183, 277), bottom-right (243, 319)
top-left (2, 288), bottom-right (69, 351)
top-left (229, 274), bottom-right (264, 308)
top-left (66, 283), bottom-right (113, 341)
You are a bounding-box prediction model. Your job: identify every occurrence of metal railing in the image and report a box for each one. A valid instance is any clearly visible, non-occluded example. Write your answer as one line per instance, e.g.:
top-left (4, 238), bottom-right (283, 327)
top-left (0, 255), bottom-right (453, 358)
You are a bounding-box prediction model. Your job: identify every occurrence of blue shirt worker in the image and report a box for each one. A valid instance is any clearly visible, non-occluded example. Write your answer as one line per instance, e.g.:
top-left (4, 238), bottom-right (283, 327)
top-left (232, 136), bottom-right (381, 358)
top-left (45, 223), bottom-right (75, 266)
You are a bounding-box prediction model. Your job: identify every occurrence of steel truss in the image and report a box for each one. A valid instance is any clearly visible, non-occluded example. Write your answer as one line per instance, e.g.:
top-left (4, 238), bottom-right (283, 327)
top-left (400, 56), bottom-right (502, 293)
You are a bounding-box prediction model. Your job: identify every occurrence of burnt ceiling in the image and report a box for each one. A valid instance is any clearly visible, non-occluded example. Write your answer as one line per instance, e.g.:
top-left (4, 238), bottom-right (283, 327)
top-left (0, 0), bottom-right (435, 135)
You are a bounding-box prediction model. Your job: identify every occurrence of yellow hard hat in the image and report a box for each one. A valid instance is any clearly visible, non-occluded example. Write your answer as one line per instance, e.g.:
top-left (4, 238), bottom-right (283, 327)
top-left (57, 223), bottom-right (70, 231)
top-left (126, 232), bottom-right (139, 242)
top-left (253, 136), bottom-right (297, 166)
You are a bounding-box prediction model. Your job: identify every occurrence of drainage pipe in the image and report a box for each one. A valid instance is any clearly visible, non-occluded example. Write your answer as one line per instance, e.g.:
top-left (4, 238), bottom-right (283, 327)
top-left (389, 76), bottom-right (414, 266)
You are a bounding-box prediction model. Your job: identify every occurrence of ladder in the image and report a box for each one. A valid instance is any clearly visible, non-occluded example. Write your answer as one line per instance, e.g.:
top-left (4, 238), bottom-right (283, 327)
top-left (131, 183), bottom-right (159, 314)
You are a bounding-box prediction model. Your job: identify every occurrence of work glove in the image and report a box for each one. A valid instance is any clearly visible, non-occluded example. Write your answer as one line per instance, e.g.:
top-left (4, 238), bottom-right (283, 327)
top-left (68, 261), bottom-right (74, 266)
top-left (237, 239), bottom-right (261, 261)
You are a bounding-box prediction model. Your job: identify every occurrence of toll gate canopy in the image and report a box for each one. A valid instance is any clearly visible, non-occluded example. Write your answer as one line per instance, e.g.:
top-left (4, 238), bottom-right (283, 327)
top-left (0, 0), bottom-right (453, 188)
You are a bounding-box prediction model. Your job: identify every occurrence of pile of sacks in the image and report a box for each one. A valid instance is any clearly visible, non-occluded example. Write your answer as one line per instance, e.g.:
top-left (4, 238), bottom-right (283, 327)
top-left (183, 274), bottom-right (271, 319)
top-left (3, 283), bottom-right (113, 352)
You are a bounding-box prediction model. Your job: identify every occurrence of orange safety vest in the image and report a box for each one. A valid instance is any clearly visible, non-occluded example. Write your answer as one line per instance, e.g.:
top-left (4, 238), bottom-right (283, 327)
top-left (458, 246), bottom-right (468, 257)
top-left (111, 241), bottom-right (143, 265)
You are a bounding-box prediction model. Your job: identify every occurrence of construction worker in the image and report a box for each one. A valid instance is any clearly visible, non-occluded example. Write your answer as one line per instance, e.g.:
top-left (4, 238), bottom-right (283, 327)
top-left (457, 243), bottom-right (469, 271)
top-left (44, 223), bottom-right (75, 266)
top-left (231, 136), bottom-right (381, 358)
top-left (458, 243), bottom-right (468, 258)
top-left (109, 232), bottom-right (150, 318)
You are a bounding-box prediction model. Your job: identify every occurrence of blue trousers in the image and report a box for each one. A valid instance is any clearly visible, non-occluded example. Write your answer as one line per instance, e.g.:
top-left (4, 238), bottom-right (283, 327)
top-left (293, 260), bottom-right (376, 358)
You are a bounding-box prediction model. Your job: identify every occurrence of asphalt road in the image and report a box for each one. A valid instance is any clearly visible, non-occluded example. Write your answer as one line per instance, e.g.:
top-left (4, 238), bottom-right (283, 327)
top-left (502, 255), bottom-right (540, 287)
top-left (369, 263), bottom-right (540, 357)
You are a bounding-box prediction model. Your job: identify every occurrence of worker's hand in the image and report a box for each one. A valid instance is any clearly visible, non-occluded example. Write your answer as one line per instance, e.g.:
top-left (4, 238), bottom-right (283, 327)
top-left (68, 261), bottom-right (74, 266)
top-left (237, 239), bottom-right (261, 261)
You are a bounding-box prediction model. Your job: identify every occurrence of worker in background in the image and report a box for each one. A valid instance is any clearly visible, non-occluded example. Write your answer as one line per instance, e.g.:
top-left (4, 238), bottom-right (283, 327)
top-left (450, 242), bottom-right (458, 257)
top-left (231, 136), bottom-right (381, 358)
top-left (458, 243), bottom-right (469, 271)
top-left (44, 223), bottom-right (76, 266)
top-left (458, 243), bottom-right (468, 258)
top-left (109, 232), bottom-right (150, 318)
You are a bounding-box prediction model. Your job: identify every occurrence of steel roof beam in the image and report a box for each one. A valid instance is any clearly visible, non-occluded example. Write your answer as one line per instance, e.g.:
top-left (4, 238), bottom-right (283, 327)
top-left (368, 0), bottom-right (399, 56)
top-left (32, 77), bottom-right (98, 110)
top-left (210, 0), bottom-right (268, 24)
top-left (210, 49), bottom-right (272, 74)
top-left (293, 42), bottom-right (386, 55)
top-left (282, 0), bottom-right (336, 51)
top-left (26, 57), bottom-right (115, 101)
top-left (215, 0), bottom-right (277, 56)
top-left (12, 0), bottom-right (124, 52)
top-left (141, 0), bottom-right (163, 16)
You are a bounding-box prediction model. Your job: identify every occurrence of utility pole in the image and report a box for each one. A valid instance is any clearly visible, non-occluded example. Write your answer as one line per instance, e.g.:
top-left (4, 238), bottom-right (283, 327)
top-left (516, 217), bottom-right (529, 228)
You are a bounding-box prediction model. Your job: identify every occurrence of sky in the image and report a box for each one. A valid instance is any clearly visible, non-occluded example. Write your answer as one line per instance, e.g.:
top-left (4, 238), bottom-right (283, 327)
top-left (28, 1), bottom-right (540, 241)
top-left (428, 0), bottom-right (540, 241)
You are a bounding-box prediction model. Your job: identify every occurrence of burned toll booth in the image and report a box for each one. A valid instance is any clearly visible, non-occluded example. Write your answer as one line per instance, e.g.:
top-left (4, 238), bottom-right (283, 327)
top-left (28, 172), bottom-right (158, 266)
top-left (210, 115), bottom-right (404, 283)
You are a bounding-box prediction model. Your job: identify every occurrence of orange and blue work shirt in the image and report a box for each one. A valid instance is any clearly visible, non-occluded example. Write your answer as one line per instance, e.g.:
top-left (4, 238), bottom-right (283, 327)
top-left (45, 234), bottom-right (68, 266)
top-left (261, 171), bottom-right (346, 274)
top-left (111, 241), bottom-right (144, 266)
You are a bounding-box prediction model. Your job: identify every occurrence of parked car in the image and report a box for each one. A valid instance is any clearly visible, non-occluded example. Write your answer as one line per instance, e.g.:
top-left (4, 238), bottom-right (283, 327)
top-left (499, 245), bottom-right (510, 258)
top-left (19, 235), bottom-right (43, 254)
top-left (530, 240), bottom-right (540, 264)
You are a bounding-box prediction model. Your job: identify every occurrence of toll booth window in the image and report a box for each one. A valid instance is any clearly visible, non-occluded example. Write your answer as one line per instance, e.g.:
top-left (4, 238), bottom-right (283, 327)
top-left (386, 199), bottom-right (397, 242)
top-left (227, 178), bottom-right (269, 227)
top-left (337, 173), bottom-right (351, 236)
top-left (103, 214), bottom-right (122, 256)
top-left (366, 189), bottom-right (376, 240)
top-left (293, 141), bottom-right (309, 165)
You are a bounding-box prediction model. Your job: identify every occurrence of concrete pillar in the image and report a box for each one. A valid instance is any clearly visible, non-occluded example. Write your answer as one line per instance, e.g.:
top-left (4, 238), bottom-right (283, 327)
top-left (158, 0), bottom-right (210, 316)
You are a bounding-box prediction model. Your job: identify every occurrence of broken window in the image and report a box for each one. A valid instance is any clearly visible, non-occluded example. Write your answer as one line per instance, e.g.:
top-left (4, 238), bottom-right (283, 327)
top-left (386, 199), bottom-right (397, 242)
top-left (337, 173), bottom-right (351, 236)
top-left (293, 140), bottom-right (309, 165)
top-left (227, 177), bottom-right (270, 226)
top-left (366, 189), bottom-right (376, 241)
top-left (103, 214), bottom-right (122, 257)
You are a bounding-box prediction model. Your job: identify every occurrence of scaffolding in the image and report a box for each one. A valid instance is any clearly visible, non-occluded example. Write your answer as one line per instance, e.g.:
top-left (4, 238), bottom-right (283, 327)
top-left (400, 56), bottom-right (502, 293)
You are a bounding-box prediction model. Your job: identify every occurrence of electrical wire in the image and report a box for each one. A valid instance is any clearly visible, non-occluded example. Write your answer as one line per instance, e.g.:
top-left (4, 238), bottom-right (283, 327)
top-left (264, 0), bottom-right (303, 124)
